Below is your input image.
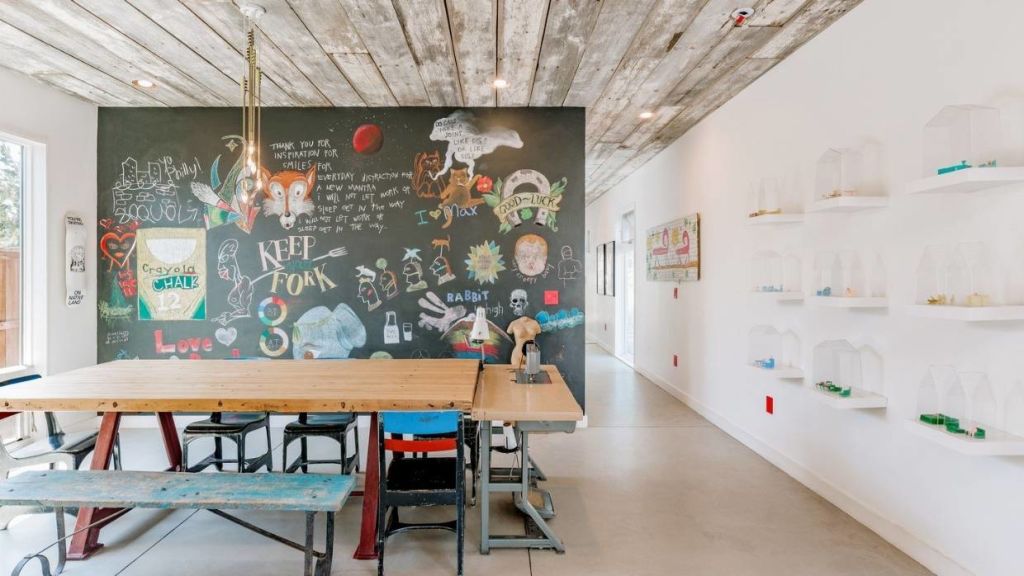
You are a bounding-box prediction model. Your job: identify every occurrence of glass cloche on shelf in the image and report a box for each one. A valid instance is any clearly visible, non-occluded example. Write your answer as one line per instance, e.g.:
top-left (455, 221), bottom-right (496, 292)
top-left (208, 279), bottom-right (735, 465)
top-left (813, 252), bottom-right (841, 297)
top-left (748, 177), bottom-right (782, 218)
top-left (922, 105), bottom-right (1001, 176)
top-left (815, 148), bottom-right (862, 200)
top-left (812, 340), bottom-right (860, 395)
top-left (915, 245), bottom-right (952, 305)
top-left (750, 251), bottom-right (783, 293)
top-left (952, 242), bottom-right (997, 306)
top-left (838, 250), bottom-right (865, 297)
top-left (748, 326), bottom-right (781, 369)
top-left (780, 330), bottom-right (801, 370)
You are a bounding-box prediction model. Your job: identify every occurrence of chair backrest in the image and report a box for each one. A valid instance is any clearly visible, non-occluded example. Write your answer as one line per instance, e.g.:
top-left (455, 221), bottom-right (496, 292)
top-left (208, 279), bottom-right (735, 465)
top-left (381, 411), bottom-right (461, 454)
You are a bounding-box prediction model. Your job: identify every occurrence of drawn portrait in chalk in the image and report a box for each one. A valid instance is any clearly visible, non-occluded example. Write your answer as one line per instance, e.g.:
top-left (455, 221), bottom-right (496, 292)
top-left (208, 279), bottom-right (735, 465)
top-left (97, 107), bottom-right (586, 406)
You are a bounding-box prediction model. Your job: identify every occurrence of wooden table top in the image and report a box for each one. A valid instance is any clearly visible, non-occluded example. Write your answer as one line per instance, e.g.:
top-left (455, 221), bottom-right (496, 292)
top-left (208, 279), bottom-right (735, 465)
top-left (0, 359), bottom-right (480, 413)
top-left (472, 365), bottom-right (583, 422)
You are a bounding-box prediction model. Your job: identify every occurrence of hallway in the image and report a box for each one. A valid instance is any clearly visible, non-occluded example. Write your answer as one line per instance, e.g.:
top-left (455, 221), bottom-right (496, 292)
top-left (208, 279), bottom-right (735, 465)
top-left (0, 346), bottom-right (930, 575)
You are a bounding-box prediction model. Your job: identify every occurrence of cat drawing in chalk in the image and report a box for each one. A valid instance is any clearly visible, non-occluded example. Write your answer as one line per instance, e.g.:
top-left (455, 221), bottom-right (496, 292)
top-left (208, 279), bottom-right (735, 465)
top-left (260, 164), bottom-right (317, 230)
top-left (438, 167), bottom-right (481, 229)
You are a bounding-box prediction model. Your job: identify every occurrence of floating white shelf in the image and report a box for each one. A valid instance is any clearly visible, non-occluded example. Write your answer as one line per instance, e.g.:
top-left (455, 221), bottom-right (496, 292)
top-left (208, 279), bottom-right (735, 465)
top-left (809, 387), bottom-right (887, 409)
top-left (747, 213), bottom-right (804, 225)
top-left (750, 365), bottom-right (804, 380)
top-left (905, 420), bottom-right (1024, 456)
top-left (812, 296), bottom-right (888, 309)
top-left (751, 291), bottom-right (804, 302)
top-left (808, 196), bottom-right (888, 212)
top-left (906, 167), bottom-right (1024, 195)
top-left (906, 304), bottom-right (1024, 322)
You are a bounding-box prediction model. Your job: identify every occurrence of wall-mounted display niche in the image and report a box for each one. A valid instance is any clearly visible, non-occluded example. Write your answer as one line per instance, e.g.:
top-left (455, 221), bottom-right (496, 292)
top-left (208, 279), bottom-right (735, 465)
top-left (750, 251), bottom-right (802, 301)
top-left (812, 250), bottom-right (887, 308)
top-left (910, 243), bottom-right (1024, 321)
top-left (810, 340), bottom-right (886, 409)
top-left (748, 177), bottom-right (803, 224)
top-left (908, 104), bottom-right (1024, 194)
top-left (748, 326), bottom-right (802, 379)
top-left (812, 146), bottom-right (887, 212)
top-left (910, 366), bottom-right (1024, 455)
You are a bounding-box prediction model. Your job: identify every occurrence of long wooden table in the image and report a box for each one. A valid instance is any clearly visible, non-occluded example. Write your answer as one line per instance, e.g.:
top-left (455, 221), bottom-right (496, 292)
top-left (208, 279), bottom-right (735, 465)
top-left (473, 365), bottom-right (583, 553)
top-left (0, 358), bottom-right (480, 560)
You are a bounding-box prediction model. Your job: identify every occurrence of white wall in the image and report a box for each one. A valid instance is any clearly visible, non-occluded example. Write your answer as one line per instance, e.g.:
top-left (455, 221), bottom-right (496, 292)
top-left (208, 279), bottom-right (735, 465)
top-left (586, 1), bottom-right (1024, 575)
top-left (0, 67), bottom-right (97, 377)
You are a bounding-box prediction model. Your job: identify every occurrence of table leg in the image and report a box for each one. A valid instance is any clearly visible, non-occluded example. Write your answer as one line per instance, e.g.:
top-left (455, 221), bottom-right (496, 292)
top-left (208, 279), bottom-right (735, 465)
top-left (353, 412), bottom-right (380, 560)
top-left (480, 419), bottom-right (491, 554)
top-left (67, 412), bottom-right (121, 559)
top-left (157, 412), bottom-right (182, 471)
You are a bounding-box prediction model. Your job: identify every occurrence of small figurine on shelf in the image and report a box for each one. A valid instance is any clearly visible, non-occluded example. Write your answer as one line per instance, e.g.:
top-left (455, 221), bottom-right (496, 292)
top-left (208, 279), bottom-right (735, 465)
top-left (843, 287), bottom-right (857, 297)
top-left (816, 286), bottom-right (832, 297)
top-left (754, 357), bottom-right (776, 370)
top-left (919, 413), bottom-right (952, 425)
top-left (926, 294), bottom-right (950, 305)
top-left (816, 381), bottom-right (851, 397)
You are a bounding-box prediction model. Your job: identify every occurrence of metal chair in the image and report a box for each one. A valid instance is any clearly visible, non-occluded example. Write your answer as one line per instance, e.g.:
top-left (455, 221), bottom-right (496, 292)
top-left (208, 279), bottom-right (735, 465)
top-left (1, 374), bottom-right (121, 530)
top-left (282, 412), bottom-right (359, 474)
top-left (182, 358), bottom-right (272, 473)
top-left (377, 411), bottom-right (465, 576)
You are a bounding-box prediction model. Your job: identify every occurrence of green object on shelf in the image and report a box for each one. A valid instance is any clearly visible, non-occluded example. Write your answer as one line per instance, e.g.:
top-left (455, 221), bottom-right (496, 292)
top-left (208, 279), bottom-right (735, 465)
top-left (937, 160), bottom-right (970, 175)
top-left (945, 420), bottom-right (966, 434)
top-left (920, 413), bottom-right (956, 426)
top-left (973, 427), bottom-right (986, 440)
top-left (839, 387), bottom-right (851, 398)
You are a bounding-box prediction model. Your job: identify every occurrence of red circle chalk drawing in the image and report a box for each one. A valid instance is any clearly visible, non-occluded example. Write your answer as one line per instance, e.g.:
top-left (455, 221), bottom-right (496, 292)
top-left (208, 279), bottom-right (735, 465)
top-left (352, 123), bottom-right (383, 155)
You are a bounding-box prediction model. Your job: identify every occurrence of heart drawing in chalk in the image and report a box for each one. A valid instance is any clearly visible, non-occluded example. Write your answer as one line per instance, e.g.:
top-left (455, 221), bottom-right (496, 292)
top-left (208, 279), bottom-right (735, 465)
top-left (100, 231), bottom-right (136, 270)
top-left (429, 210), bottom-right (441, 220)
top-left (215, 327), bottom-right (238, 347)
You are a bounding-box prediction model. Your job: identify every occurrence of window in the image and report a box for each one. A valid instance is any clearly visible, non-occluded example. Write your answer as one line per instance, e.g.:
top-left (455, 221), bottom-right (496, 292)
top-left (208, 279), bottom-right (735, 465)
top-left (0, 131), bottom-right (43, 444)
top-left (0, 138), bottom-right (24, 371)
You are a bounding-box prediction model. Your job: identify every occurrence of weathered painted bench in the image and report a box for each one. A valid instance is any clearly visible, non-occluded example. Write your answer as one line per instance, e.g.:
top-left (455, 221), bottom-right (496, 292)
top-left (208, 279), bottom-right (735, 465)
top-left (0, 470), bottom-right (353, 576)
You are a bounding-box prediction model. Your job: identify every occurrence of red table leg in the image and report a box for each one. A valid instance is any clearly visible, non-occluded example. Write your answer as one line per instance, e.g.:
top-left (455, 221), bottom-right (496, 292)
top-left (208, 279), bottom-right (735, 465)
top-left (157, 412), bottom-right (182, 471)
top-left (353, 412), bottom-right (380, 560)
top-left (67, 412), bottom-right (121, 559)
top-left (67, 412), bottom-right (182, 559)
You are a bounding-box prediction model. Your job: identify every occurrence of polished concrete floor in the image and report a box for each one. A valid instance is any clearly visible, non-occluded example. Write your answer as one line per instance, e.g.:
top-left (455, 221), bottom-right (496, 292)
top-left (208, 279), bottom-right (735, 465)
top-left (0, 345), bottom-right (930, 575)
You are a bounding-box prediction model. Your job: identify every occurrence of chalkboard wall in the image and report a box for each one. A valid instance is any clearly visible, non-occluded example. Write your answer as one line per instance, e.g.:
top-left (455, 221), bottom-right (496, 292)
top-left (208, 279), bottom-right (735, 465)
top-left (97, 107), bottom-right (586, 406)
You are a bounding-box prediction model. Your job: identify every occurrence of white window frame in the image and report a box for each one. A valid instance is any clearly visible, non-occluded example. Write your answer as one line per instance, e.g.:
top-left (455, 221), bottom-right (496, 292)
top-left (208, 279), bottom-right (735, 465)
top-left (0, 129), bottom-right (47, 443)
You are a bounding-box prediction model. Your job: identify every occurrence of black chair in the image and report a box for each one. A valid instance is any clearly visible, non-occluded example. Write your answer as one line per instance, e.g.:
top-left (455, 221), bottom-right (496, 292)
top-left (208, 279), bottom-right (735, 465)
top-left (0, 374), bottom-right (122, 472)
top-left (281, 412), bottom-right (359, 474)
top-left (181, 358), bottom-right (271, 473)
top-left (377, 411), bottom-right (465, 576)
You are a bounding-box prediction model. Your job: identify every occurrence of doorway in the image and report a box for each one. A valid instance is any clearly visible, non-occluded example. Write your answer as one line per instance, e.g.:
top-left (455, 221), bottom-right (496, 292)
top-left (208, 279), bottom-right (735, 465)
top-left (618, 210), bottom-right (636, 365)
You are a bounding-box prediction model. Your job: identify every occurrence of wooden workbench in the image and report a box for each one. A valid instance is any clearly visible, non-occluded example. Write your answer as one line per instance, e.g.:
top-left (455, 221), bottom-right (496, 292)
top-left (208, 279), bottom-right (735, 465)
top-left (0, 358), bottom-right (479, 413)
top-left (0, 358), bottom-right (480, 561)
top-left (473, 365), bottom-right (583, 422)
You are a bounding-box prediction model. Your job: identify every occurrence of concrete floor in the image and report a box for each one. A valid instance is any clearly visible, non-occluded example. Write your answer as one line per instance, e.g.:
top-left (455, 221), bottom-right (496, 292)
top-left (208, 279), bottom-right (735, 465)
top-left (0, 344), bottom-right (930, 575)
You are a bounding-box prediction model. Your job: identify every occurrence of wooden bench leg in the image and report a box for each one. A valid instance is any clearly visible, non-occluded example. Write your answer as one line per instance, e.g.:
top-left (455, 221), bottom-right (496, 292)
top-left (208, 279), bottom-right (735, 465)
top-left (354, 412), bottom-right (380, 560)
top-left (68, 412), bottom-right (181, 559)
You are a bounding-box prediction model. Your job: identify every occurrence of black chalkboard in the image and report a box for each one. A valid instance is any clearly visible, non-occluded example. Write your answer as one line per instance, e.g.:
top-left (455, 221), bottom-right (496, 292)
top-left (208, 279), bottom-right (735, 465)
top-left (97, 107), bottom-right (586, 407)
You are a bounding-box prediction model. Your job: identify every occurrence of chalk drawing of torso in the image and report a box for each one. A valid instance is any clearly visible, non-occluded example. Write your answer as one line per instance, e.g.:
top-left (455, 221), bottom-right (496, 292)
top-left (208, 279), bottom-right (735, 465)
top-left (430, 110), bottom-right (523, 179)
top-left (214, 238), bottom-right (253, 325)
top-left (261, 164), bottom-right (317, 230)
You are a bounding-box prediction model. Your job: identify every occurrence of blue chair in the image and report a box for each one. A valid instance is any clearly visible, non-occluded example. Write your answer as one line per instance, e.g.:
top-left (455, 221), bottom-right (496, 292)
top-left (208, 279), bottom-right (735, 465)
top-left (182, 358), bottom-right (272, 473)
top-left (377, 411), bottom-right (465, 576)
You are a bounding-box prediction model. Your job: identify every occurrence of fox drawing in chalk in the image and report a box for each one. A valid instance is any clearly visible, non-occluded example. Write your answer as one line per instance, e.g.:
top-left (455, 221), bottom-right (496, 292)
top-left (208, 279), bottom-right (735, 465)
top-left (429, 110), bottom-right (522, 179)
top-left (260, 164), bottom-right (317, 230)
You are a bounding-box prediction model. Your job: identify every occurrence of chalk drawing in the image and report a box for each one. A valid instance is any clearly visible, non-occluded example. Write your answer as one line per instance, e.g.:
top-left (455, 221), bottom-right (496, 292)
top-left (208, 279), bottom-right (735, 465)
top-left (412, 151), bottom-right (445, 198)
top-left (261, 164), bottom-right (317, 230)
top-left (430, 236), bottom-right (456, 285)
top-left (215, 326), bottom-right (237, 347)
top-left (137, 228), bottom-right (206, 321)
top-left (510, 289), bottom-right (528, 316)
top-left (513, 234), bottom-right (550, 278)
top-left (292, 303), bottom-right (366, 359)
top-left (376, 258), bottom-right (399, 300)
top-left (535, 308), bottom-right (584, 332)
top-left (356, 265), bottom-right (382, 311)
top-left (465, 241), bottom-right (506, 285)
top-left (401, 247), bottom-right (428, 292)
top-left (557, 245), bottom-right (583, 284)
top-left (257, 295), bottom-right (288, 327)
top-left (429, 110), bottom-right (522, 178)
top-left (484, 169), bottom-right (565, 234)
top-left (384, 311), bottom-right (400, 344)
top-left (441, 312), bottom-right (512, 364)
top-left (417, 291), bottom-right (466, 334)
top-left (438, 167), bottom-right (483, 229)
top-left (212, 239), bottom-right (254, 325)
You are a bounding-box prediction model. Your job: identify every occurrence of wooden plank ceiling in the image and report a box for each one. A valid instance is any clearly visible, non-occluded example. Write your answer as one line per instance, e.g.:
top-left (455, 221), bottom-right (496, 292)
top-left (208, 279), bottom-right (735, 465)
top-left (0, 0), bottom-right (862, 203)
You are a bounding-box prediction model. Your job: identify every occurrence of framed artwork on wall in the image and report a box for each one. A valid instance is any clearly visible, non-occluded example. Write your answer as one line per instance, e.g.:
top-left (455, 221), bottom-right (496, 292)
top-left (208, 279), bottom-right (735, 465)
top-left (596, 242), bottom-right (606, 295)
top-left (646, 214), bottom-right (700, 282)
top-left (603, 241), bottom-right (616, 297)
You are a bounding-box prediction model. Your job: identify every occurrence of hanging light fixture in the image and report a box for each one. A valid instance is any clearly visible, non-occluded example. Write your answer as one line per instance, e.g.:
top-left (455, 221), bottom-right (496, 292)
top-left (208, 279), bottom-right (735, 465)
top-left (239, 3), bottom-right (264, 204)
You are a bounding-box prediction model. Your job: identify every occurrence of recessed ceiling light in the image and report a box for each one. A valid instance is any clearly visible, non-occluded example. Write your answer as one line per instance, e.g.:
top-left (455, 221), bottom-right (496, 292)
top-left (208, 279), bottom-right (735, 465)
top-left (493, 78), bottom-right (508, 89)
top-left (132, 79), bottom-right (155, 89)
top-left (639, 111), bottom-right (654, 119)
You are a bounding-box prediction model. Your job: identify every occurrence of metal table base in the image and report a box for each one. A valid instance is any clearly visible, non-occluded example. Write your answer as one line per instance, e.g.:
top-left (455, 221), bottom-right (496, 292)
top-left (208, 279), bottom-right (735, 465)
top-left (478, 420), bottom-right (574, 553)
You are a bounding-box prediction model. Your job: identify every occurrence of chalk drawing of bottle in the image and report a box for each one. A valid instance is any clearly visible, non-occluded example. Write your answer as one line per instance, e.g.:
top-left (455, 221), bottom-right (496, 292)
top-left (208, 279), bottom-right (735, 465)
top-left (384, 311), bottom-right (400, 345)
top-left (402, 322), bottom-right (413, 342)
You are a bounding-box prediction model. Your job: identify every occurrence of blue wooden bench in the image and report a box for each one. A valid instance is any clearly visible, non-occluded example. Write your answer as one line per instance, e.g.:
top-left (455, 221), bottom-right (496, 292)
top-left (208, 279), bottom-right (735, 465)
top-left (0, 470), bottom-right (354, 576)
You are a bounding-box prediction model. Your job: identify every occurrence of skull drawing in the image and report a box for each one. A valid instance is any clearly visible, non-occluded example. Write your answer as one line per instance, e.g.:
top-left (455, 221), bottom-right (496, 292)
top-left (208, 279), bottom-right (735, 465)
top-left (510, 289), bottom-right (528, 316)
